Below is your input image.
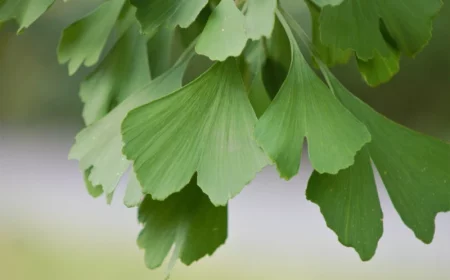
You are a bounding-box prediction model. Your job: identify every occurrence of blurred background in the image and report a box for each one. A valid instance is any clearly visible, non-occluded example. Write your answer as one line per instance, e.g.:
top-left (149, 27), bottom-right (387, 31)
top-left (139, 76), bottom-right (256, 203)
top-left (1, 0), bottom-right (449, 279)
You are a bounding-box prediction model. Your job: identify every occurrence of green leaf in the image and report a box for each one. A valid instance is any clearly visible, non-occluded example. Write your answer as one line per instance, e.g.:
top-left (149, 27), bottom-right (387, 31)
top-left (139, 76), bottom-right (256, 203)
top-left (322, 67), bottom-right (450, 244)
top-left (254, 13), bottom-right (371, 179)
top-left (69, 50), bottom-right (194, 196)
top-left (57, 0), bottom-right (125, 75)
top-left (0, 0), bottom-right (54, 31)
top-left (122, 59), bottom-right (270, 206)
top-left (307, 0), bottom-right (352, 67)
top-left (124, 171), bottom-right (144, 208)
top-left (196, 0), bottom-right (248, 61)
top-left (307, 149), bottom-right (383, 261)
top-left (147, 27), bottom-right (174, 79)
top-left (137, 176), bottom-right (227, 270)
top-left (130, 0), bottom-right (208, 36)
top-left (83, 168), bottom-right (104, 198)
top-left (319, 0), bottom-right (443, 60)
top-left (245, 0), bottom-right (277, 40)
top-left (80, 24), bottom-right (151, 126)
top-left (259, 17), bottom-right (291, 100)
top-left (357, 47), bottom-right (400, 87)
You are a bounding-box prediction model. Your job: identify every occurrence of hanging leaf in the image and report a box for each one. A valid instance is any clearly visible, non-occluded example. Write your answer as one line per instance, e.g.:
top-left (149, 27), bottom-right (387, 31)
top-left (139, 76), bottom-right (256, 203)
top-left (147, 27), bottom-right (174, 79)
top-left (69, 50), bottom-right (194, 196)
top-left (307, 149), bottom-right (383, 261)
top-left (83, 168), bottom-right (104, 198)
top-left (130, 0), bottom-right (208, 36)
top-left (322, 67), bottom-right (450, 244)
top-left (80, 24), bottom-right (151, 126)
top-left (196, 0), bottom-right (248, 61)
top-left (319, 0), bottom-right (443, 60)
top-left (307, 0), bottom-right (352, 67)
top-left (138, 176), bottom-right (227, 270)
top-left (245, 0), bottom-right (277, 40)
top-left (122, 59), bottom-right (270, 206)
top-left (57, 0), bottom-right (126, 75)
top-left (254, 14), bottom-right (371, 179)
top-left (357, 47), bottom-right (400, 87)
top-left (0, 0), bottom-right (54, 31)
top-left (124, 171), bottom-right (144, 208)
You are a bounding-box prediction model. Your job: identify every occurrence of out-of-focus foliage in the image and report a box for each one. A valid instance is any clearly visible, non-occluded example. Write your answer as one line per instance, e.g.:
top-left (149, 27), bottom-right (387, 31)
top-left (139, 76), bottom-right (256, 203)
top-left (1, 0), bottom-right (449, 272)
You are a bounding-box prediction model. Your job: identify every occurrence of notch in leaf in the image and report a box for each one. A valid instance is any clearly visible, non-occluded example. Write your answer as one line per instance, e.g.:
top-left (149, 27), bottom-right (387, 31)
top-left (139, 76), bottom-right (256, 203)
top-left (137, 176), bottom-right (227, 271)
top-left (70, 46), bottom-right (194, 204)
top-left (130, 0), bottom-right (208, 36)
top-left (57, 0), bottom-right (126, 75)
top-left (254, 13), bottom-right (371, 179)
top-left (122, 58), bottom-right (270, 206)
top-left (0, 0), bottom-right (55, 32)
top-left (308, 65), bottom-right (450, 260)
top-left (318, 0), bottom-right (442, 60)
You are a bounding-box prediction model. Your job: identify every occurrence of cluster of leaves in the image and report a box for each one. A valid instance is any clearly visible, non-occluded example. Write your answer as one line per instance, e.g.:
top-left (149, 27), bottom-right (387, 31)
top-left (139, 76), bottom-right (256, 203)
top-left (2, 0), bottom-right (449, 271)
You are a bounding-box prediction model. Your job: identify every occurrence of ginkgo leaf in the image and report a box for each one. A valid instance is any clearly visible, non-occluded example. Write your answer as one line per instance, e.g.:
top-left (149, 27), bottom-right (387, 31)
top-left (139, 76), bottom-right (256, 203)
top-left (0, 0), bottom-right (54, 31)
top-left (196, 0), bottom-right (248, 61)
top-left (147, 27), bottom-right (174, 79)
top-left (80, 24), bottom-right (151, 126)
top-left (242, 41), bottom-right (272, 117)
top-left (322, 66), bottom-right (450, 244)
top-left (245, 0), bottom-right (277, 40)
top-left (357, 47), bottom-right (400, 87)
top-left (307, 149), bottom-right (383, 261)
top-left (69, 49), bottom-right (194, 195)
top-left (57, 0), bottom-right (125, 75)
top-left (254, 13), bottom-right (371, 179)
top-left (83, 168), bottom-right (104, 198)
top-left (122, 59), bottom-right (270, 206)
top-left (307, 0), bottom-right (352, 67)
top-left (137, 176), bottom-right (227, 270)
top-left (319, 0), bottom-right (443, 60)
top-left (130, 0), bottom-right (208, 36)
top-left (124, 171), bottom-right (144, 208)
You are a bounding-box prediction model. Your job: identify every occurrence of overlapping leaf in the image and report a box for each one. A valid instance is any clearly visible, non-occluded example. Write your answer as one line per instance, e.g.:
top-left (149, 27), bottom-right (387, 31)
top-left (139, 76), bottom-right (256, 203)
top-left (319, 0), bottom-right (443, 60)
top-left (70, 49), bottom-right (194, 201)
top-left (80, 24), bottom-right (151, 126)
top-left (196, 0), bottom-right (248, 61)
top-left (245, 0), bottom-right (277, 40)
top-left (316, 66), bottom-right (450, 247)
top-left (138, 177), bottom-right (227, 270)
top-left (357, 47), bottom-right (400, 87)
top-left (307, 1), bottom-right (351, 67)
top-left (254, 14), bottom-right (371, 179)
top-left (307, 149), bottom-right (383, 261)
top-left (58, 0), bottom-right (126, 75)
top-left (0, 0), bottom-right (55, 31)
top-left (122, 59), bottom-right (270, 206)
top-left (130, 0), bottom-right (208, 36)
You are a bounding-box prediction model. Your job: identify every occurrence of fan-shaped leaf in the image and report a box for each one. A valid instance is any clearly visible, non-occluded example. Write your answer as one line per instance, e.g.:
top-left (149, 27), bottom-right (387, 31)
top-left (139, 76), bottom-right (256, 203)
top-left (254, 14), bottom-right (371, 179)
top-left (0, 0), bottom-right (54, 31)
top-left (57, 0), bottom-right (126, 75)
top-left (307, 149), bottom-right (383, 261)
top-left (319, 0), bottom-right (443, 60)
top-left (196, 0), bottom-right (248, 61)
top-left (138, 177), bottom-right (227, 270)
top-left (69, 50), bottom-right (193, 196)
top-left (80, 24), bottom-right (151, 126)
top-left (122, 59), bottom-right (270, 206)
top-left (130, 0), bottom-right (208, 36)
top-left (245, 0), bottom-right (277, 40)
top-left (322, 67), bottom-right (450, 244)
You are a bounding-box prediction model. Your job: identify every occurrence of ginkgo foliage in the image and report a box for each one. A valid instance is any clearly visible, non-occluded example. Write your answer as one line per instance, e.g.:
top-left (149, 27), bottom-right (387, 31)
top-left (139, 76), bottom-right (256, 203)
top-left (2, 0), bottom-right (449, 272)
